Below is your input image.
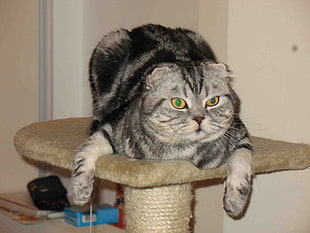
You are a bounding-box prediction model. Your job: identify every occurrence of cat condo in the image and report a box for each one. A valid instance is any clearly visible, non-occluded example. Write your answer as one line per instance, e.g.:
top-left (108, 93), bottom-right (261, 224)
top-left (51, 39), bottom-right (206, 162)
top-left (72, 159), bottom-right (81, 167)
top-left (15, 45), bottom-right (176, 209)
top-left (14, 117), bottom-right (310, 232)
top-left (14, 23), bottom-right (310, 233)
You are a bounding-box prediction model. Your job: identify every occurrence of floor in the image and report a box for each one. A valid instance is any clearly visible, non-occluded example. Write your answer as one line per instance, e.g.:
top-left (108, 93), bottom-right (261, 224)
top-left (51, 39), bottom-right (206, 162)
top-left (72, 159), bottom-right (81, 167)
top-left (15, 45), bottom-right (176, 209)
top-left (0, 213), bottom-right (124, 233)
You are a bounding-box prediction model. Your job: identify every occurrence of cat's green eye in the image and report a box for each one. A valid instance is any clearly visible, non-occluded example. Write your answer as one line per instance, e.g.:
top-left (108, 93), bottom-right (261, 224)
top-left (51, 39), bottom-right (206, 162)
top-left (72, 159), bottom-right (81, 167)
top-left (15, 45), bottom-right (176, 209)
top-left (206, 96), bottom-right (220, 107)
top-left (171, 98), bottom-right (187, 109)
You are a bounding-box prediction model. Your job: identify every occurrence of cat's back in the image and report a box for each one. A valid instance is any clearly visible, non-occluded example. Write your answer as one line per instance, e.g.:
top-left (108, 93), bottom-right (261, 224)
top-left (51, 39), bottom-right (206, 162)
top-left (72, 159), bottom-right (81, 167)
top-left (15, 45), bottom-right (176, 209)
top-left (128, 24), bottom-right (216, 62)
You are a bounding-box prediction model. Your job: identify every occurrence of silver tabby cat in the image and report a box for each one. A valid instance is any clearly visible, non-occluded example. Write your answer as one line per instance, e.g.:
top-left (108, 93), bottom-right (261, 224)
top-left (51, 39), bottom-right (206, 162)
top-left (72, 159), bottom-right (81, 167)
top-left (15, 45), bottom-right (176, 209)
top-left (72, 24), bottom-right (252, 218)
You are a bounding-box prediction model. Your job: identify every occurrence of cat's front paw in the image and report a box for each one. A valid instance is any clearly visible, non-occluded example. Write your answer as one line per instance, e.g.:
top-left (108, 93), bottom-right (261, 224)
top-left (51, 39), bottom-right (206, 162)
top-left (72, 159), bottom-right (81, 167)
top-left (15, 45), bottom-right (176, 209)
top-left (71, 153), bottom-right (95, 205)
top-left (224, 175), bottom-right (251, 218)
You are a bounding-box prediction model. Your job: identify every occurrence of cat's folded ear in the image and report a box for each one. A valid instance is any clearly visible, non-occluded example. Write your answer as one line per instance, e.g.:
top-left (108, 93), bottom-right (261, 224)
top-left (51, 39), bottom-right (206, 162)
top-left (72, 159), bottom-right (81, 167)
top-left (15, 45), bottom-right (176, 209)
top-left (146, 66), bottom-right (172, 88)
top-left (209, 62), bottom-right (227, 71)
top-left (208, 62), bottom-right (233, 84)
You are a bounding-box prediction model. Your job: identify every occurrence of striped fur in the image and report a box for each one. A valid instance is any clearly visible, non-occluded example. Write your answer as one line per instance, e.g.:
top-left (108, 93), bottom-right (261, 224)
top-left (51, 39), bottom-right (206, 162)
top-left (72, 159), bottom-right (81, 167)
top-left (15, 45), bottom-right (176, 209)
top-left (72, 24), bottom-right (252, 218)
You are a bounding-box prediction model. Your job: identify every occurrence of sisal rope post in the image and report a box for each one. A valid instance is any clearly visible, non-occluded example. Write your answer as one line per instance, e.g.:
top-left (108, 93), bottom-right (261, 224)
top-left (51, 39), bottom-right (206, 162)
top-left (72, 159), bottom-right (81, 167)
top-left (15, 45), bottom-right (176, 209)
top-left (125, 183), bottom-right (193, 233)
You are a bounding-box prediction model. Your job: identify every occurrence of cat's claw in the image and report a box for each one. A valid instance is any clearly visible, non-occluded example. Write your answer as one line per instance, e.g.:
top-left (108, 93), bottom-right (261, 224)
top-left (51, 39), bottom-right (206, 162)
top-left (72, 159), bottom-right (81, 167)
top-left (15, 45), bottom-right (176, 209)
top-left (224, 175), bottom-right (251, 218)
top-left (71, 153), bottom-right (95, 205)
top-left (71, 131), bottom-right (114, 205)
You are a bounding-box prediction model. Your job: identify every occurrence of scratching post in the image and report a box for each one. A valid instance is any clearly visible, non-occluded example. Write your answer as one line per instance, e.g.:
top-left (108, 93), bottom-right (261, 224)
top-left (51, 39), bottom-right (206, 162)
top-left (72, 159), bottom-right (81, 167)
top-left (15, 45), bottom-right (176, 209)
top-left (14, 118), bottom-right (310, 232)
top-left (125, 184), bottom-right (192, 233)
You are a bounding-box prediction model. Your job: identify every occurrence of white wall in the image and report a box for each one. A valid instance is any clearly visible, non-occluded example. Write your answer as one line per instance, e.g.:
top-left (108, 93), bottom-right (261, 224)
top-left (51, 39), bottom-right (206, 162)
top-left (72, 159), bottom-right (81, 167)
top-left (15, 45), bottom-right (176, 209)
top-left (224, 170), bottom-right (310, 233)
top-left (223, 1), bottom-right (310, 232)
top-left (227, 0), bottom-right (310, 144)
top-left (197, 1), bottom-right (310, 232)
top-left (52, 0), bottom-right (84, 119)
top-left (0, 0), bottom-right (39, 192)
top-left (198, 0), bottom-right (228, 63)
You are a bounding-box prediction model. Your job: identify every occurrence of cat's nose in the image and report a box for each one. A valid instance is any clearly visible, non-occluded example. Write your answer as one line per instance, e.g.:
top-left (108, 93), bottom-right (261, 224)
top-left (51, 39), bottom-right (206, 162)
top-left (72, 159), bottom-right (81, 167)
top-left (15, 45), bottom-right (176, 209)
top-left (193, 117), bottom-right (204, 125)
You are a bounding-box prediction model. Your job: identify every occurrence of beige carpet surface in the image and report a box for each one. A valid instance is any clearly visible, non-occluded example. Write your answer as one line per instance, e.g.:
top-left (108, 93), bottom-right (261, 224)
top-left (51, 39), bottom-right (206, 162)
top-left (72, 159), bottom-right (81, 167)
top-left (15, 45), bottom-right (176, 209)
top-left (14, 118), bottom-right (310, 188)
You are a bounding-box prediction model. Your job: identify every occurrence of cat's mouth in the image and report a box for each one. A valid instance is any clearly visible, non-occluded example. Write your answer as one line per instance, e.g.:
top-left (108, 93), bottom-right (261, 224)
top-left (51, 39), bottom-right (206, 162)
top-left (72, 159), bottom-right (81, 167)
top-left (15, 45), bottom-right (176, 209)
top-left (184, 121), bottom-right (206, 137)
top-left (188, 123), bottom-right (227, 142)
top-left (196, 126), bottom-right (202, 132)
top-left (189, 128), bottom-right (208, 140)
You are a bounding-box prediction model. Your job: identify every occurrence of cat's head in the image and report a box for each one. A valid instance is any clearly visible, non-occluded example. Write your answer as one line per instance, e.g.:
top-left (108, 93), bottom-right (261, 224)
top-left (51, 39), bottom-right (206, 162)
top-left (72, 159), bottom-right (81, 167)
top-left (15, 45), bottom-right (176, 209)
top-left (141, 61), bottom-right (239, 144)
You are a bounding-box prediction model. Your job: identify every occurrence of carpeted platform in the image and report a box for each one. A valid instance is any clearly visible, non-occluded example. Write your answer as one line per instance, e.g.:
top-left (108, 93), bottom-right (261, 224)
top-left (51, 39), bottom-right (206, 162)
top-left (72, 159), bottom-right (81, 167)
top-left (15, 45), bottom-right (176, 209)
top-left (14, 117), bottom-right (310, 188)
top-left (14, 118), bottom-right (310, 232)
